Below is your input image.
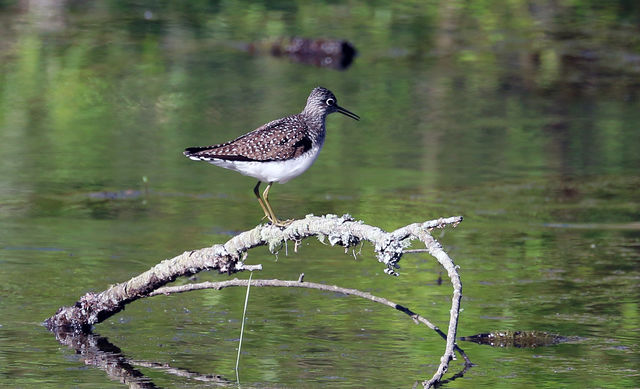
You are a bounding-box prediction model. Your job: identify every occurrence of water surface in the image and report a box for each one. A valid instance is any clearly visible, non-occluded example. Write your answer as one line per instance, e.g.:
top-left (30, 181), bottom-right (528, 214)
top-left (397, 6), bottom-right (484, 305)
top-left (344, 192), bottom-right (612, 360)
top-left (1, 1), bottom-right (639, 388)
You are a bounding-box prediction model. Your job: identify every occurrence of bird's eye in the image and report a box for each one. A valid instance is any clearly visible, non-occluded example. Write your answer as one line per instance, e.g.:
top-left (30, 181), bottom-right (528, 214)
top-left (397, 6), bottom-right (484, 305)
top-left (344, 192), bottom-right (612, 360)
top-left (326, 98), bottom-right (335, 106)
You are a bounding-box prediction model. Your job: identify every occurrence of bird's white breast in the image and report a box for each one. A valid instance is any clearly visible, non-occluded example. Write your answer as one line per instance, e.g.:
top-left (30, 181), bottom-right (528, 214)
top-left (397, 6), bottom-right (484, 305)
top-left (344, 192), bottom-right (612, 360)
top-left (194, 143), bottom-right (324, 184)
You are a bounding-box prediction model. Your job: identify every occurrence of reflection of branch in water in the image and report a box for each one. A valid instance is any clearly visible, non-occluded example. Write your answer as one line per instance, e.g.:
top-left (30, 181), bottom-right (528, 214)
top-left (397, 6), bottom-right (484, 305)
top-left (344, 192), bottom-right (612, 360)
top-left (413, 359), bottom-right (474, 389)
top-left (131, 361), bottom-right (231, 384)
top-left (51, 329), bottom-right (232, 388)
top-left (50, 329), bottom-right (158, 388)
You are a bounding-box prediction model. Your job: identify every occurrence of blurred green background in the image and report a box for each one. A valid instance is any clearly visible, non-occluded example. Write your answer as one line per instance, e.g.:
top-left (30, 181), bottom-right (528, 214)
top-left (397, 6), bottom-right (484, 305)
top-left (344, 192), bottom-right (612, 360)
top-left (1, 1), bottom-right (639, 387)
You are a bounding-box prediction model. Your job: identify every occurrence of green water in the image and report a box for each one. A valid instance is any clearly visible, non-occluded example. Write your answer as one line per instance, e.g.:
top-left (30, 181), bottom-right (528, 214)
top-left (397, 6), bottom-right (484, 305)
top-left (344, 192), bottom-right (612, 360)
top-left (1, 1), bottom-right (639, 388)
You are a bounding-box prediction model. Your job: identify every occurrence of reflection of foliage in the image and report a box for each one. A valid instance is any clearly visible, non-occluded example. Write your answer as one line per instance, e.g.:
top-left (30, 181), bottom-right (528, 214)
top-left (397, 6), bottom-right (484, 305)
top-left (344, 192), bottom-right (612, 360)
top-left (1, 0), bottom-right (639, 220)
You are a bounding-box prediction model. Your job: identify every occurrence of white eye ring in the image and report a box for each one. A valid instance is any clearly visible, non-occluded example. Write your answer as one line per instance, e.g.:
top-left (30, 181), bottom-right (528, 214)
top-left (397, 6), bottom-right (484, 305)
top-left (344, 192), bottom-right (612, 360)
top-left (326, 98), bottom-right (335, 106)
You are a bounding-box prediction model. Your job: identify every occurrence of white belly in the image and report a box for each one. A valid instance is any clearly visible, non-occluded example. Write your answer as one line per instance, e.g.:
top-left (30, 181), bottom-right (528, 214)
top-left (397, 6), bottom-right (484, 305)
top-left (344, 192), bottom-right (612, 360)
top-left (201, 145), bottom-right (323, 184)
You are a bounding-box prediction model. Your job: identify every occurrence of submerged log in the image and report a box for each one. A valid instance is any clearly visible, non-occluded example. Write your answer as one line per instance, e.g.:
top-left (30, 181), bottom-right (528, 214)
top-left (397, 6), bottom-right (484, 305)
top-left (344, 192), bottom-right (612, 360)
top-left (239, 37), bottom-right (358, 70)
top-left (460, 330), bottom-right (569, 348)
top-left (269, 37), bottom-right (358, 70)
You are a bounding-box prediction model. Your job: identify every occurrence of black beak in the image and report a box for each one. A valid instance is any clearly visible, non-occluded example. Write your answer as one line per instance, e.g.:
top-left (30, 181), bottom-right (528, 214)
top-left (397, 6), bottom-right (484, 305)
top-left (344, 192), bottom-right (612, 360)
top-left (336, 105), bottom-right (360, 121)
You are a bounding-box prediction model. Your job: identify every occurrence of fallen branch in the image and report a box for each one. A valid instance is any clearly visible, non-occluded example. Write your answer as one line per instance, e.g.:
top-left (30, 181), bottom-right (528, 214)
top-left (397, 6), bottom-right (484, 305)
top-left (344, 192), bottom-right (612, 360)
top-left (44, 214), bottom-right (464, 387)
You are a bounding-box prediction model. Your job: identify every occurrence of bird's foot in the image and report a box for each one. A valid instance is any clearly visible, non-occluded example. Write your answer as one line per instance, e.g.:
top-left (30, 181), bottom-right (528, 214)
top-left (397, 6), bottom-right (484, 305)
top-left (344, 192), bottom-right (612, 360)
top-left (270, 218), bottom-right (294, 227)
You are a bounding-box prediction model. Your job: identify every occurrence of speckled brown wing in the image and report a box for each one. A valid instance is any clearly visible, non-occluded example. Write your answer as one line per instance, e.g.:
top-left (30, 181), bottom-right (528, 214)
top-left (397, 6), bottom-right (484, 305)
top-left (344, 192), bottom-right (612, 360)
top-left (184, 115), bottom-right (313, 162)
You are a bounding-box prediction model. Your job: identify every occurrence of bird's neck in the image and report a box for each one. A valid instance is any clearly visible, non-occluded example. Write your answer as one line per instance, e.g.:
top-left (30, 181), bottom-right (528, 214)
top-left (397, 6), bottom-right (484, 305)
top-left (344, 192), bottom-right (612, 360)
top-left (300, 110), bottom-right (328, 133)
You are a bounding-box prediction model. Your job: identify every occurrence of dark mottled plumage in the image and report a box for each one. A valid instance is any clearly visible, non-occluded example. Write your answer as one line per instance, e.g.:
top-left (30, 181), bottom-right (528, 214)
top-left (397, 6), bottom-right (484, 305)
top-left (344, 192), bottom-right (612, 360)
top-left (184, 115), bottom-right (314, 162)
top-left (183, 86), bottom-right (359, 225)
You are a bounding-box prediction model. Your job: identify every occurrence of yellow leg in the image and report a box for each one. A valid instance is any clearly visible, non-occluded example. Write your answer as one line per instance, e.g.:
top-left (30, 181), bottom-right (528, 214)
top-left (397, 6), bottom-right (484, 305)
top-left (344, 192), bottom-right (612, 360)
top-left (253, 181), bottom-right (271, 221)
top-left (262, 182), bottom-right (293, 227)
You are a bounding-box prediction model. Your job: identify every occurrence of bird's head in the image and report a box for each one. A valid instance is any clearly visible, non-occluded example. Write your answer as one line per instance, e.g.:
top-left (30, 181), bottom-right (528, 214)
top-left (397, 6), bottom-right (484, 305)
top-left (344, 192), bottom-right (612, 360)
top-left (303, 86), bottom-right (360, 120)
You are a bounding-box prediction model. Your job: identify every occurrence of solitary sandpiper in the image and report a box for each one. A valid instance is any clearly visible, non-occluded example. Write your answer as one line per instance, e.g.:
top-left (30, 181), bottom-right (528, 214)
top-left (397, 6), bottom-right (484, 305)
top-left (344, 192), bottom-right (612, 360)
top-left (184, 86), bottom-right (359, 226)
